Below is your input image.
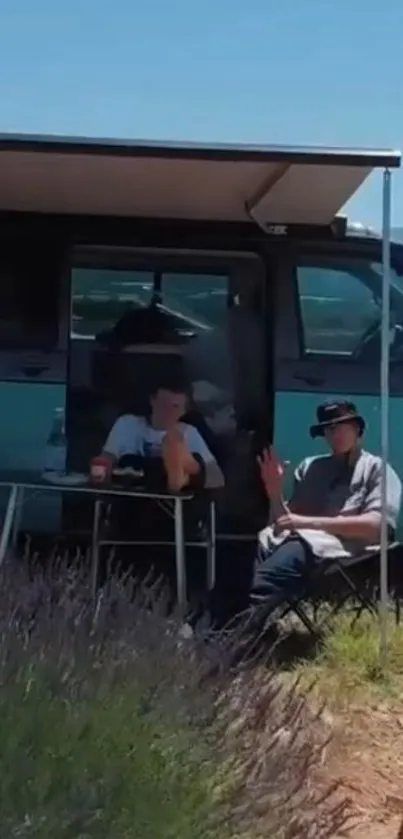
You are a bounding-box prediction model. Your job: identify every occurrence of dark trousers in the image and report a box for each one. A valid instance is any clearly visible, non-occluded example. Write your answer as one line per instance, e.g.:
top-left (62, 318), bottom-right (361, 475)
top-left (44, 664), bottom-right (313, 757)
top-left (250, 537), bottom-right (314, 612)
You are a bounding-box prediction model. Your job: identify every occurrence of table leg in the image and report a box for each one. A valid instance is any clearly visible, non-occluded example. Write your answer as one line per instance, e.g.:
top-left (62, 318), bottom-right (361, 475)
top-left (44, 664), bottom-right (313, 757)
top-left (12, 486), bottom-right (24, 549)
top-left (174, 497), bottom-right (187, 615)
top-left (0, 484), bottom-right (19, 566)
top-left (91, 498), bottom-right (103, 598)
top-left (206, 499), bottom-right (216, 590)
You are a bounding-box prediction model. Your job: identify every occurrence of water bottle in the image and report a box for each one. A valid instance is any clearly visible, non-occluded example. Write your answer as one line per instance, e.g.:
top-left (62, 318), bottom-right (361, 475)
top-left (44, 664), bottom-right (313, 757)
top-left (44, 407), bottom-right (67, 473)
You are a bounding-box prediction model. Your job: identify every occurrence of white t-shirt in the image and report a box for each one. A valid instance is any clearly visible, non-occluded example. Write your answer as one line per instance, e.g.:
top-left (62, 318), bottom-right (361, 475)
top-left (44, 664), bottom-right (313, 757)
top-left (103, 414), bottom-right (216, 464)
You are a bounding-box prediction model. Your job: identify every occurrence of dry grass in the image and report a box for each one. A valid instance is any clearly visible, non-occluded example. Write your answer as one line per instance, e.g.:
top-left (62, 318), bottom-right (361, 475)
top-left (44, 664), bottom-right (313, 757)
top-left (0, 550), bottom-right (352, 839)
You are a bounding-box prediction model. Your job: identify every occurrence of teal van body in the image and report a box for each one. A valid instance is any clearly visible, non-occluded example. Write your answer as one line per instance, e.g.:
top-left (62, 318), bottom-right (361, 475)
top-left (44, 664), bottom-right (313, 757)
top-left (0, 383), bottom-right (66, 532)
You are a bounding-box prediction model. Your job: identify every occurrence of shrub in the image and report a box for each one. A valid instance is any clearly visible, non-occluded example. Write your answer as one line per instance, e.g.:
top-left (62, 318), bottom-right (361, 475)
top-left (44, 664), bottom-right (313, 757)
top-left (0, 553), bottom-right (351, 838)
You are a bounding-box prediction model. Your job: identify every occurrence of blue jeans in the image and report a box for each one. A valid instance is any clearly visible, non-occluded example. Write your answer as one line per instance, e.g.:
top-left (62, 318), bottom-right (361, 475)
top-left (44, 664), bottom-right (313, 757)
top-left (250, 537), bottom-right (314, 610)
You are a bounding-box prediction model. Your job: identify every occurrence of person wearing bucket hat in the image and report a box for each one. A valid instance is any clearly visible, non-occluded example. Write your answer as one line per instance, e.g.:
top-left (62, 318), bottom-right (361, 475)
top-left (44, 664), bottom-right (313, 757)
top-left (309, 401), bottom-right (366, 440)
top-left (238, 399), bottom-right (402, 633)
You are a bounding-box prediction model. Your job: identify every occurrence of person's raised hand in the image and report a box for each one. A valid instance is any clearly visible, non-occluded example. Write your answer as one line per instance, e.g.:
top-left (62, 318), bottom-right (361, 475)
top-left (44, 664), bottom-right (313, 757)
top-left (162, 427), bottom-right (187, 492)
top-left (163, 425), bottom-right (184, 446)
top-left (257, 447), bottom-right (285, 500)
top-left (162, 427), bottom-right (199, 480)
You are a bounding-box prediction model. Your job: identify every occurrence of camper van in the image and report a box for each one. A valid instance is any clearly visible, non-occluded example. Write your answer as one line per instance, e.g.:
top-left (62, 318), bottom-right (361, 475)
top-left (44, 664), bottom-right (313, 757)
top-left (0, 133), bottom-right (401, 536)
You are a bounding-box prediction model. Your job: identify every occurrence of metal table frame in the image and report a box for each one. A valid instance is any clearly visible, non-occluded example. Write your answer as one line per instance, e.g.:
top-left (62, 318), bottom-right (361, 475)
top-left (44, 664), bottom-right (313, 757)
top-left (0, 475), bottom-right (216, 614)
top-left (91, 494), bottom-right (216, 607)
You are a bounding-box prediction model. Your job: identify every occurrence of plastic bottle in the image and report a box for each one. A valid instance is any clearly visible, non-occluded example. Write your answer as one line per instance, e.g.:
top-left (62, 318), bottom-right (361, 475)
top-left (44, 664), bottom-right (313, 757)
top-left (44, 407), bottom-right (67, 473)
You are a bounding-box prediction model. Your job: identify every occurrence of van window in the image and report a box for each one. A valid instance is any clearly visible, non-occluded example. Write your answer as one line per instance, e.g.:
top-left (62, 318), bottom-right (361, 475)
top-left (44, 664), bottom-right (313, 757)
top-left (70, 259), bottom-right (266, 424)
top-left (71, 269), bottom-right (154, 338)
top-left (70, 268), bottom-right (228, 339)
top-left (161, 273), bottom-right (228, 331)
top-left (297, 261), bottom-right (403, 356)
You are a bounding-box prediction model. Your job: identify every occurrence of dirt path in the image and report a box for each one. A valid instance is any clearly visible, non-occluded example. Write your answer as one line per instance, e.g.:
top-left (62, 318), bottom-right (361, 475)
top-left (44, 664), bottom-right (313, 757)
top-left (272, 664), bottom-right (403, 837)
top-left (347, 819), bottom-right (403, 838)
top-left (325, 703), bottom-right (403, 837)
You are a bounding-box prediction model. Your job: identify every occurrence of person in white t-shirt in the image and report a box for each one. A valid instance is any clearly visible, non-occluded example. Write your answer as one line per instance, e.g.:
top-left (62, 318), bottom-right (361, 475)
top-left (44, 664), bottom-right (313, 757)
top-left (94, 381), bottom-right (224, 492)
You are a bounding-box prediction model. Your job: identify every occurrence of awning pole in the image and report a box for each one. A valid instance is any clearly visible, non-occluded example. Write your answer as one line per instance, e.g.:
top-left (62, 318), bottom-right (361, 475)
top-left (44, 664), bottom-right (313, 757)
top-left (379, 167), bottom-right (392, 667)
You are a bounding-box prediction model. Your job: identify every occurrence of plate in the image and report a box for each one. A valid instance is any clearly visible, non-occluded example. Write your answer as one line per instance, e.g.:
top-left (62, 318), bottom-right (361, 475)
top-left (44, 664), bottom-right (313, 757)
top-left (42, 471), bottom-right (88, 486)
top-left (112, 467), bottom-right (144, 478)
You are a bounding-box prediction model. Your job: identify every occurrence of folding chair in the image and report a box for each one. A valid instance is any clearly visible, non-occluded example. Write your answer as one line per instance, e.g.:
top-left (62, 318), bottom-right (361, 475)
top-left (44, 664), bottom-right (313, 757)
top-left (283, 542), bottom-right (403, 638)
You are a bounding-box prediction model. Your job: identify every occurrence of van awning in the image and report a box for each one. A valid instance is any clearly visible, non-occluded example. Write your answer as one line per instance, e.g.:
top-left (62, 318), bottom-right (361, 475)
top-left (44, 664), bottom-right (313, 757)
top-left (0, 133), bottom-right (400, 225)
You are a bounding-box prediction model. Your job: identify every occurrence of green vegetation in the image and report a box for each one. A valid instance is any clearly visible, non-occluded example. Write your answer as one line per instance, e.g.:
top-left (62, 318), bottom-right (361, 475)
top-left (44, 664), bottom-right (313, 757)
top-left (0, 661), bottom-right (216, 838)
top-left (295, 610), bottom-right (403, 702)
top-left (0, 555), bottom-right (350, 839)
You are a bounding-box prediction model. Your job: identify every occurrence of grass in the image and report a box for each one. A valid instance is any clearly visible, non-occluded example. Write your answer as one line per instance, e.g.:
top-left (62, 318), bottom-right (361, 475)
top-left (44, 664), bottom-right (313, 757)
top-left (0, 551), bottom-right (351, 839)
top-left (294, 609), bottom-right (403, 703)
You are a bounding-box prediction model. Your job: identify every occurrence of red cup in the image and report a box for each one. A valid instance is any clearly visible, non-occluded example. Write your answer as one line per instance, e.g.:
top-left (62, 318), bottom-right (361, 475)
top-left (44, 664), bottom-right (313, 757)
top-left (90, 455), bottom-right (111, 483)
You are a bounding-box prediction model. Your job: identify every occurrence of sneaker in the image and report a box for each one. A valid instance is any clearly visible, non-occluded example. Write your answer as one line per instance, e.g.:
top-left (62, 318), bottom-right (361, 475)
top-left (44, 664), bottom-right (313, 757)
top-left (178, 621), bottom-right (194, 640)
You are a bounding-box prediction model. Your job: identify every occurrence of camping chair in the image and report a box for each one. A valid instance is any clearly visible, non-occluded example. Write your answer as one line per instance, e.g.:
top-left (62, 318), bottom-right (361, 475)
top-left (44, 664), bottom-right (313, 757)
top-left (282, 541), bottom-right (403, 638)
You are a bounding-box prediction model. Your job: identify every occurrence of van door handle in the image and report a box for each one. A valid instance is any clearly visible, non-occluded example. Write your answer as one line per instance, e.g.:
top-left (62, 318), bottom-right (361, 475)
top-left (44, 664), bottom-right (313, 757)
top-left (293, 374), bottom-right (324, 387)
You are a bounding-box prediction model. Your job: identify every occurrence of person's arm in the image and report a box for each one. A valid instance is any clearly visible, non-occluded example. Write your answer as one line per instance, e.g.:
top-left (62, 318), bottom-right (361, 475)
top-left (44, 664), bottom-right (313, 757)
top-left (305, 512), bottom-right (382, 541)
top-left (101, 417), bottom-right (125, 464)
top-left (310, 462), bottom-right (402, 540)
top-left (186, 427), bottom-right (225, 489)
top-left (278, 462), bottom-right (402, 542)
top-left (329, 462), bottom-right (400, 538)
top-left (268, 458), bottom-right (308, 522)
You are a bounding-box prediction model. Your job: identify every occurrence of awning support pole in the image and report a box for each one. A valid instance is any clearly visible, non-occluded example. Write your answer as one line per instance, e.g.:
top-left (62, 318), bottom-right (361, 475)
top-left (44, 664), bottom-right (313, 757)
top-left (379, 167), bottom-right (392, 667)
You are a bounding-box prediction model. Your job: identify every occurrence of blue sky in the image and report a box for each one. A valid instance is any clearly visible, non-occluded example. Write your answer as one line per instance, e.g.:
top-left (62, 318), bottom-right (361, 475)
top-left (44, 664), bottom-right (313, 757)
top-left (1, 0), bottom-right (402, 227)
